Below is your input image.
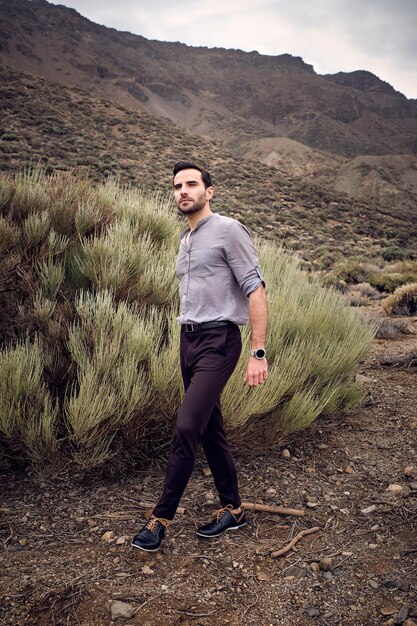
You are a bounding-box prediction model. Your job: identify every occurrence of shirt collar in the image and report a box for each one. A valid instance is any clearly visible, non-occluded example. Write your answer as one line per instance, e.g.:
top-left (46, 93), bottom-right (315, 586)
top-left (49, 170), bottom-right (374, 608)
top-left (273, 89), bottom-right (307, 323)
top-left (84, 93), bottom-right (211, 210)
top-left (179, 213), bottom-right (216, 239)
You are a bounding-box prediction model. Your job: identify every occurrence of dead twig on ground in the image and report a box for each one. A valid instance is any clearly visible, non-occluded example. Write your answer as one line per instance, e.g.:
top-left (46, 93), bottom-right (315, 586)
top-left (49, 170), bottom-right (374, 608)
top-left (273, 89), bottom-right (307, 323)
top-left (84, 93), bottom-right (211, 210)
top-left (271, 526), bottom-right (321, 558)
top-left (173, 607), bottom-right (221, 617)
top-left (242, 502), bottom-right (305, 516)
top-left (241, 595), bottom-right (258, 619)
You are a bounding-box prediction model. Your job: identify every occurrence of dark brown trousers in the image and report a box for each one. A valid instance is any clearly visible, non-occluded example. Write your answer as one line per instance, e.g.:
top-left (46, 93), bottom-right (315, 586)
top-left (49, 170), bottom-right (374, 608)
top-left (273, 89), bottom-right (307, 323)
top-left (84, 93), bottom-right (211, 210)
top-left (153, 324), bottom-right (242, 520)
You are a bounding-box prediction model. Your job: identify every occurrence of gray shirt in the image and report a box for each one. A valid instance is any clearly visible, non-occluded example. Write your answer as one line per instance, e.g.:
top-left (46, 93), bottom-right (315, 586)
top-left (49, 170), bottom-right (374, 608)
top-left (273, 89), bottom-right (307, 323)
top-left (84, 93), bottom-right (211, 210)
top-left (176, 213), bottom-right (264, 325)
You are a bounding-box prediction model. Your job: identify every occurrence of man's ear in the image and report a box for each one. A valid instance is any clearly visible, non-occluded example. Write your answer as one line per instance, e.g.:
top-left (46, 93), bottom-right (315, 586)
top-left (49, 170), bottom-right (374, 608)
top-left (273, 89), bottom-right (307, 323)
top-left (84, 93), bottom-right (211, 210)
top-left (206, 186), bottom-right (214, 201)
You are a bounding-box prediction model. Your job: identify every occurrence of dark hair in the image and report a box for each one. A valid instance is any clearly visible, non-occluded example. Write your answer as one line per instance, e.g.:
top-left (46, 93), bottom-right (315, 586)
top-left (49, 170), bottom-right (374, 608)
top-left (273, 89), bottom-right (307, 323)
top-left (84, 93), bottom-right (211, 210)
top-left (172, 161), bottom-right (213, 189)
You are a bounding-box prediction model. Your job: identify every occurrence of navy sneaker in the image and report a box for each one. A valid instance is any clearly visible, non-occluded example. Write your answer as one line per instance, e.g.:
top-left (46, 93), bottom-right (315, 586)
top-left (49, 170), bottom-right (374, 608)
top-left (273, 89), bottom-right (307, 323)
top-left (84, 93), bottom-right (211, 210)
top-left (196, 505), bottom-right (246, 538)
top-left (131, 516), bottom-right (169, 552)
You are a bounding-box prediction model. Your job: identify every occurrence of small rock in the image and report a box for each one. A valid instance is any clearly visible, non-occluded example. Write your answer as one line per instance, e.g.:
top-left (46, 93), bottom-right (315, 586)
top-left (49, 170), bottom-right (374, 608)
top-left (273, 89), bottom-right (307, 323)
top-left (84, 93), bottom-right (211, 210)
top-left (110, 601), bottom-right (135, 620)
top-left (404, 466), bottom-right (416, 478)
top-left (286, 565), bottom-right (307, 579)
top-left (101, 531), bottom-right (115, 542)
top-left (204, 490), bottom-right (215, 502)
top-left (387, 484), bottom-right (404, 494)
top-left (303, 605), bottom-right (320, 617)
top-left (361, 505), bottom-right (377, 514)
top-left (281, 448), bottom-right (291, 459)
top-left (344, 466), bottom-right (354, 474)
top-left (369, 580), bottom-right (379, 589)
top-left (382, 579), bottom-right (399, 590)
top-left (256, 571), bottom-right (271, 581)
top-left (202, 467), bottom-right (212, 477)
top-left (394, 606), bottom-right (410, 624)
top-left (380, 606), bottom-right (397, 616)
top-left (306, 501), bottom-right (319, 508)
top-left (409, 482), bottom-right (417, 491)
top-left (115, 536), bottom-right (128, 545)
top-left (310, 562), bottom-right (320, 573)
top-left (369, 543), bottom-right (378, 549)
top-left (355, 373), bottom-right (373, 383)
top-left (141, 565), bottom-right (154, 575)
top-left (319, 557), bottom-right (333, 572)
top-left (403, 620), bottom-right (417, 626)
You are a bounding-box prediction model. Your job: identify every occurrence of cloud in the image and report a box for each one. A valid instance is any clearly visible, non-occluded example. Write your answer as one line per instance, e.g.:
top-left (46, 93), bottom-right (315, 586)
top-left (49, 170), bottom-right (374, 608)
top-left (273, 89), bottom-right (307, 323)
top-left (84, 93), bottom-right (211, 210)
top-left (48, 0), bottom-right (417, 97)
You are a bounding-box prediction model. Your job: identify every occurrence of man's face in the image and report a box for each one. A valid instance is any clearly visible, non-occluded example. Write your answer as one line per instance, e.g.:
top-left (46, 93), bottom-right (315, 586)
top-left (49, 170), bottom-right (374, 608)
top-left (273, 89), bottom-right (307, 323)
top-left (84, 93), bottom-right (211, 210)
top-left (173, 168), bottom-right (213, 215)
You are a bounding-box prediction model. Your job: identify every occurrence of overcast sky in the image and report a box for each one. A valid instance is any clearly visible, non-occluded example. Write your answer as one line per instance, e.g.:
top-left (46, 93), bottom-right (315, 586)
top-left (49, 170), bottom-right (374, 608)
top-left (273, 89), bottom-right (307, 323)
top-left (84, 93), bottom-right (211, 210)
top-left (49, 0), bottom-right (417, 99)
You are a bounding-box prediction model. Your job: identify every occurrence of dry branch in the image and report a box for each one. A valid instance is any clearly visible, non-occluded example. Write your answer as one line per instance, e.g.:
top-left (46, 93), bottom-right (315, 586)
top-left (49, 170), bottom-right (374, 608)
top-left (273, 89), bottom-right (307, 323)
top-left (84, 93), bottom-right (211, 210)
top-left (271, 526), bottom-right (321, 557)
top-left (242, 502), bottom-right (305, 516)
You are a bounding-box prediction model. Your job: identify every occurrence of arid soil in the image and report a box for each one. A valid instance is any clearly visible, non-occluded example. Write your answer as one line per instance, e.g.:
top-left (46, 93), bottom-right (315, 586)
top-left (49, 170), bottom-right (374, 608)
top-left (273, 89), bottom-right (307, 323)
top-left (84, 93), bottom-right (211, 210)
top-left (1, 317), bottom-right (416, 626)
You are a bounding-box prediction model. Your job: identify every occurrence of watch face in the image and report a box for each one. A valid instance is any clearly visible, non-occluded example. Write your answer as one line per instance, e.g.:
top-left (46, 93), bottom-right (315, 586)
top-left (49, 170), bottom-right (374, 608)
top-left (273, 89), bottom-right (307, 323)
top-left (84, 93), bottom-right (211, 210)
top-left (255, 348), bottom-right (266, 359)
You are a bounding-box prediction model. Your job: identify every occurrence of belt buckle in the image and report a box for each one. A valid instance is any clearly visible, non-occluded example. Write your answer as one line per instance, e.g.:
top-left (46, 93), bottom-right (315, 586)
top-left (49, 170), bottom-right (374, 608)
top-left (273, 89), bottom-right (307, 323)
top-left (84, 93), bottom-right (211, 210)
top-left (185, 322), bottom-right (198, 332)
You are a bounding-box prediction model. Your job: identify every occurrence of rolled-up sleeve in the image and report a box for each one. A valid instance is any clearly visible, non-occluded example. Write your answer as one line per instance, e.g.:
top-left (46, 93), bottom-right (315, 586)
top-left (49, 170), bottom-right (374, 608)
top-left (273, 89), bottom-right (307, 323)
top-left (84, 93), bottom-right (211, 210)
top-left (225, 221), bottom-right (265, 296)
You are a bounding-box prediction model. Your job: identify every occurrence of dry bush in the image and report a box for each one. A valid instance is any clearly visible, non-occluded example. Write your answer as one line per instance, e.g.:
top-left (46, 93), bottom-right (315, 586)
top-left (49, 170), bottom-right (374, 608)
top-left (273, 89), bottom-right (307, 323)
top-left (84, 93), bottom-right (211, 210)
top-left (0, 170), bottom-right (375, 468)
top-left (355, 282), bottom-right (381, 300)
top-left (359, 312), bottom-right (411, 339)
top-left (380, 346), bottom-right (417, 368)
top-left (382, 283), bottom-right (417, 316)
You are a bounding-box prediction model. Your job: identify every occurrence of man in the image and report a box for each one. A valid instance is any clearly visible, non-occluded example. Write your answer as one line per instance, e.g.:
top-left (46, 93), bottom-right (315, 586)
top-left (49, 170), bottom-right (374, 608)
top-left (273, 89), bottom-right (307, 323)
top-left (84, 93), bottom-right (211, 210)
top-left (132, 161), bottom-right (268, 552)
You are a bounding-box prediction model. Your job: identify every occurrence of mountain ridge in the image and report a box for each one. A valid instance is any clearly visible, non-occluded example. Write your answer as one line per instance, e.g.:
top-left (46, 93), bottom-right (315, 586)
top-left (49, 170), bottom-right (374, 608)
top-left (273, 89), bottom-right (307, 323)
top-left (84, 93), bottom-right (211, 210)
top-left (1, 0), bottom-right (416, 214)
top-left (1, 0), bottom-right (416, 159)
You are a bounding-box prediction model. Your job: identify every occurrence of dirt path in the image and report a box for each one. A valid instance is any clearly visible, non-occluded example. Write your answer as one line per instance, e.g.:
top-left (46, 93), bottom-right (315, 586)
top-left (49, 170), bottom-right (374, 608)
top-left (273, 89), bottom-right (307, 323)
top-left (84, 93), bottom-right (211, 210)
top-left (1, 320), bottom-right (416, 626)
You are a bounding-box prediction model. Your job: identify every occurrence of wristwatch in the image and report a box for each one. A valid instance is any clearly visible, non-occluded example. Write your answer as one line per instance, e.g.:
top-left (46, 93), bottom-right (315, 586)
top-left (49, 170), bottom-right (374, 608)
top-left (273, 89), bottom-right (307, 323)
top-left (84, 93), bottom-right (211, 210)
top-left (250, 348), bottom-right (266, 359)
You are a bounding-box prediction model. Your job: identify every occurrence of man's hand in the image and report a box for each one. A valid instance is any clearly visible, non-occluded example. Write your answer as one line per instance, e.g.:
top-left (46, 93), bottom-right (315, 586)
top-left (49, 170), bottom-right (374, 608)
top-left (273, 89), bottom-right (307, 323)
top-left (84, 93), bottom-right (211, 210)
top-left (244, 356), bottom-right (268, 387)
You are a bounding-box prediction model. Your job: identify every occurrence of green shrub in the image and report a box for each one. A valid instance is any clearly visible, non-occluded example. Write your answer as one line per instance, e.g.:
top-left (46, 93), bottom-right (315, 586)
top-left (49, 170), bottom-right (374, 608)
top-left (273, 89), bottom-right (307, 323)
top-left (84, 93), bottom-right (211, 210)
top-left (381, 247), bottom-right (406, 262)
top-left (222, 244), bottom-right (375, 443)
top-left (1, 133), bottom-right (18, 141)
top-left (0, 170), bottom-right (375, 468)
top-left (326, 259), bottom-right (379, 285)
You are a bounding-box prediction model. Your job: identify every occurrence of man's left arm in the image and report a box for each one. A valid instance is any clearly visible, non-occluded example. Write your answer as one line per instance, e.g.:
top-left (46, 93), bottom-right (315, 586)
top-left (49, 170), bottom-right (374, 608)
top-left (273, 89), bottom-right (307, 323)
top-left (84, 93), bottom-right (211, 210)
top-left (244, 284), bottom-right (268, 387)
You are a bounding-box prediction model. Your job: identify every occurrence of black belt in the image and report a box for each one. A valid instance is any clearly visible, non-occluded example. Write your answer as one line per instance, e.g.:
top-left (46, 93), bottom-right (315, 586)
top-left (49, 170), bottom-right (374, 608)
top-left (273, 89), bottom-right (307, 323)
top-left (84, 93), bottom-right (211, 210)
top-left (182, 321), bottom-right (233, 333)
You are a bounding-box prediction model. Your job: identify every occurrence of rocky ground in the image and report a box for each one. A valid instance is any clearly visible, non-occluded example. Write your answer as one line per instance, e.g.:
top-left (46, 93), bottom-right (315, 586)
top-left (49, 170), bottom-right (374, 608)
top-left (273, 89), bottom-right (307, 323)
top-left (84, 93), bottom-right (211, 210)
top-left (1, 316), bottom-right (416, 626)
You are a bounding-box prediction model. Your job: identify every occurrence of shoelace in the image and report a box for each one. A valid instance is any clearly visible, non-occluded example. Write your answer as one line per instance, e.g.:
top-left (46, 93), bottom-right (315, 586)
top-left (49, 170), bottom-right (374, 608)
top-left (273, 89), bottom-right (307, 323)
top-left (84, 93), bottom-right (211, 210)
top-left (146, 516), bottom-right (170, 532)
top-left (212, 504), bottom-right (241, 522)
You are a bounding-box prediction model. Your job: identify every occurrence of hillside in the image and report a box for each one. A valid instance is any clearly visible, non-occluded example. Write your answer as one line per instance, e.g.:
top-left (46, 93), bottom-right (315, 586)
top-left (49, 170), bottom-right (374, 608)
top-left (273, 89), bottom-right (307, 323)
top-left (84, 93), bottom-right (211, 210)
top-left (1, 0), bottom-right (416, 159)
top-left (242, 138), bottom-right (417, 212)
top-left (2, 65), bottom-right (417, 263)
top-left (1, 0), bottom-right (417, 212)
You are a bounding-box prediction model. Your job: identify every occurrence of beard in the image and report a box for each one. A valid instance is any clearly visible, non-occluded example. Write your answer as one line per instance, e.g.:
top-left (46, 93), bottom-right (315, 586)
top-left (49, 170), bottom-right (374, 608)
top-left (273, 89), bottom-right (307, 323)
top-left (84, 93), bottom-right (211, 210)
top-left (176, 192), bottom-right (207, 215)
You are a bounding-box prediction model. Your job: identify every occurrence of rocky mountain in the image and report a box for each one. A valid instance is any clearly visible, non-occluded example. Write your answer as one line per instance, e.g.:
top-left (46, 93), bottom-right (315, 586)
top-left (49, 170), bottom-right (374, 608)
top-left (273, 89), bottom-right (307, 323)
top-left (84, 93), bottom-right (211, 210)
top-left (0, 0), bottom-right (416, 212)
top-left (2, 65), bottom-right (417, 265)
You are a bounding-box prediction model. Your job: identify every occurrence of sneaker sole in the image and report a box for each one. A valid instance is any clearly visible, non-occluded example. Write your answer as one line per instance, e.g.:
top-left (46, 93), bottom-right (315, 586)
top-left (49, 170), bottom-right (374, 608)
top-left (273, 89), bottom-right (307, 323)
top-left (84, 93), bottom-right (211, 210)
top-left (196, 521), bottom-right (247, 538)
top-left (131, 542), bottom-right (160, 552)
